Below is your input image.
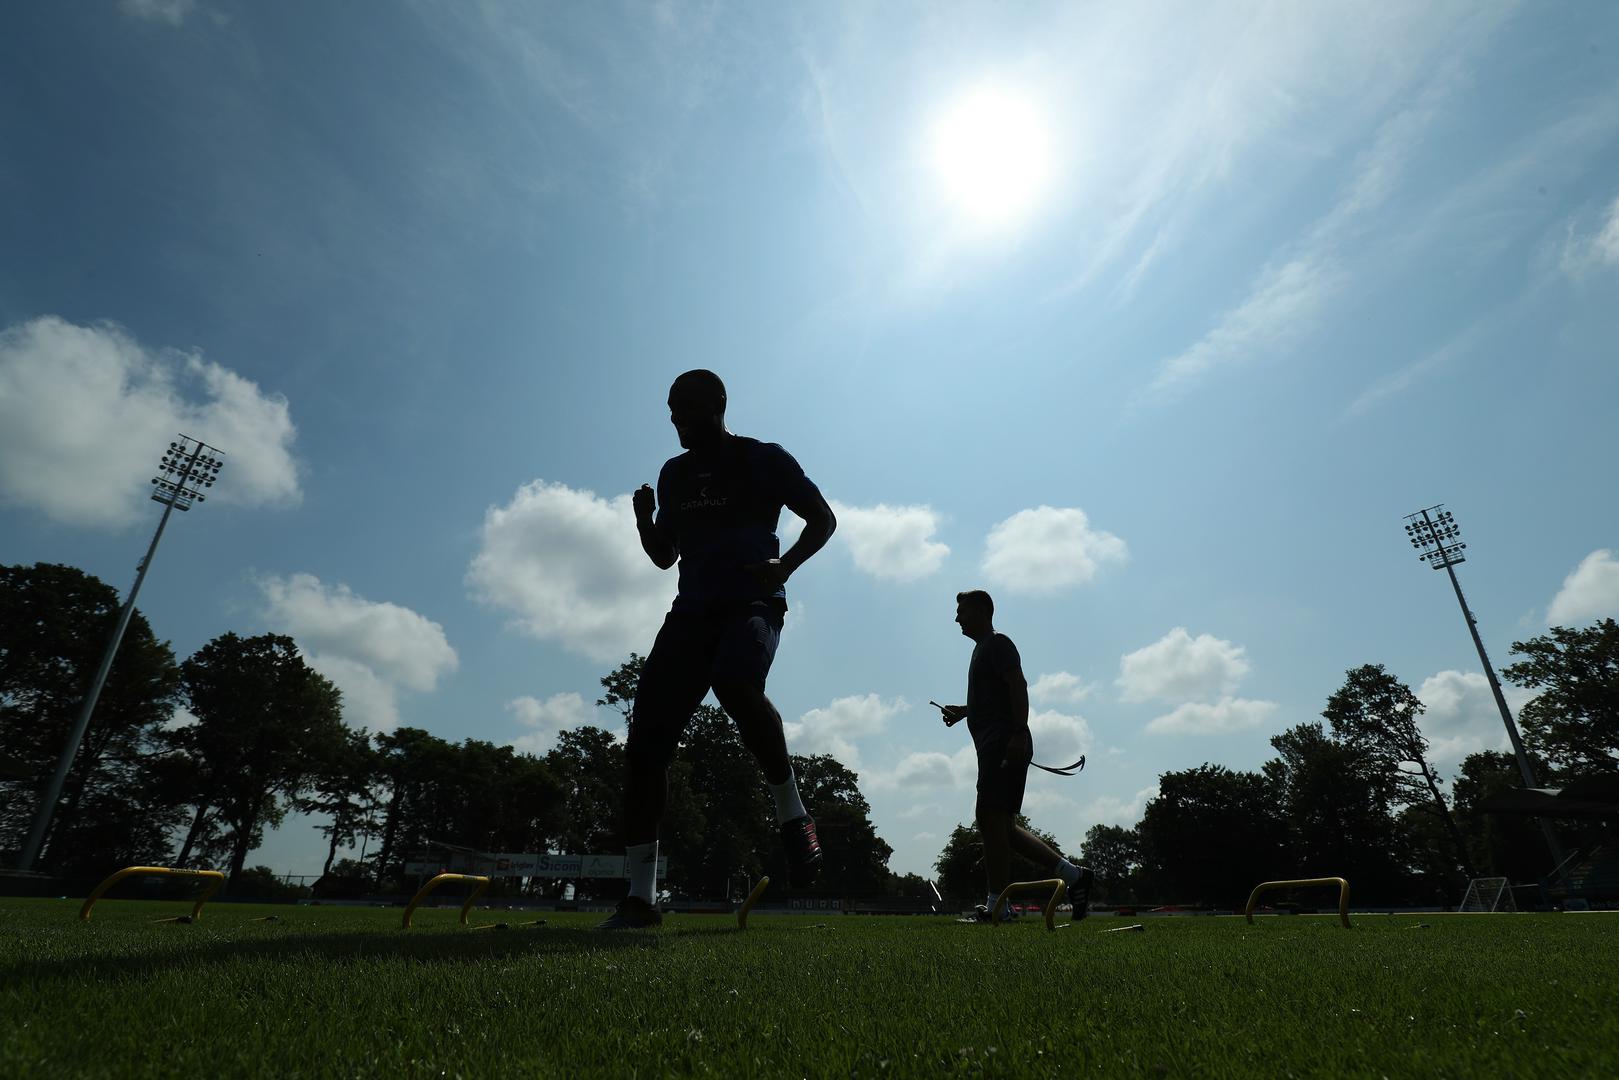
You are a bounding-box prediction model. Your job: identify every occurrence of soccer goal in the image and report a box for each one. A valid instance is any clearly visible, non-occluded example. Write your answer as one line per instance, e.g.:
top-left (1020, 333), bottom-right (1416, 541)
top-left (1459, 876), bottom-right (1517, 912)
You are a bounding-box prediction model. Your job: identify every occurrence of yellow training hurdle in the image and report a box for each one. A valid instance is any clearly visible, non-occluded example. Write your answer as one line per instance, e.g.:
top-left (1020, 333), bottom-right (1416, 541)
top-left (1244, 876), bottom-right (1351, 928)
top-left (401, 873), bottom-right (491, 928)
top-left (992, 877), bottom-right (1069, 931)
top-left (80, 866), bottom-right (226, 923)
top-left (736, 876), bottom-right (771, 930)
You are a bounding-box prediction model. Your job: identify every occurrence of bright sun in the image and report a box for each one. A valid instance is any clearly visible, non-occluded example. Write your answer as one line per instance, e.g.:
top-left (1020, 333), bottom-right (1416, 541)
top-left (928, 85), bottom-right (1054, 230)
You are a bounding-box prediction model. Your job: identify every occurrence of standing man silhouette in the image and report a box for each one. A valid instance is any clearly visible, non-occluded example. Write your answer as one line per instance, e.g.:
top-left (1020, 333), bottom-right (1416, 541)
top-left (599, 369), bottom-right (838, 929)
top-left (938, 589), bottom-right (1092, 922)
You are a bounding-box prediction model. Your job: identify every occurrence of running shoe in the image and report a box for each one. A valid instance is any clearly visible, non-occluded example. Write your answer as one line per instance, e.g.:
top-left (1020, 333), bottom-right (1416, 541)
top-left (781, 814), bottom-right (823, 888)
top-left (596, 895), bottom-right (662, 930)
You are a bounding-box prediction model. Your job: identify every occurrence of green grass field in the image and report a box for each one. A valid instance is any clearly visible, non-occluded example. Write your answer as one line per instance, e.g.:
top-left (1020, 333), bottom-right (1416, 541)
top-left (3, 898), bottom-right (1616, 1078)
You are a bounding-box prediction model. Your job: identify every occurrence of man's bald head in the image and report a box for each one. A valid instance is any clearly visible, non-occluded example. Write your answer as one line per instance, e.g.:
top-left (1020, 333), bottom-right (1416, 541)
top-left (668, 370), bottom-right (728, 450)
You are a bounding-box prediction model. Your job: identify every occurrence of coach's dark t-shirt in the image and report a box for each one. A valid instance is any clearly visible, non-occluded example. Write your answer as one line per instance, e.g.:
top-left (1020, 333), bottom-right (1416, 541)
top-left (966, 632), bottom-right (1023, 751)
top-left (654, 434), bottom-right (819, 613)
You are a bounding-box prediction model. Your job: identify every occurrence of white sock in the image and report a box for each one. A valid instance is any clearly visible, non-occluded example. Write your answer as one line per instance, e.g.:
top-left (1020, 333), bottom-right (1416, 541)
top-left (1052, 858), bottom-right (1080, 886)
top-left (769, 772), bottom-right (808, 824)
top-left (627, 841), bottom-right (658, 903)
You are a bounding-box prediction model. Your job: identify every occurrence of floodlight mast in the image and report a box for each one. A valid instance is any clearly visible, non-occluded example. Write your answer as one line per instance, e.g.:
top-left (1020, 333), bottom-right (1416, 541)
top-left (15, 435), bottom-right (224, 873)
top-left (1403, 504), bottom-right (1566, 874)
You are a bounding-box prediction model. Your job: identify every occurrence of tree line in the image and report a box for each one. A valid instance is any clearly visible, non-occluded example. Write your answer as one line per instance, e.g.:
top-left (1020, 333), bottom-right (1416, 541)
top-left (1061, 626), bottom-right (1618, 908)
top-left (0, 563), bottom-right (906, 898)
top-left (3, 562), bottom-right (1614, 904)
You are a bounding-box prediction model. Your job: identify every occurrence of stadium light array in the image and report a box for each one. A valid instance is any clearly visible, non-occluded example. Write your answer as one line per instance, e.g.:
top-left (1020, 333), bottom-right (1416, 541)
top-left (15, 435), bottom-right (225, 873)
top-left (1402, 503), bottom-right (1567, 878)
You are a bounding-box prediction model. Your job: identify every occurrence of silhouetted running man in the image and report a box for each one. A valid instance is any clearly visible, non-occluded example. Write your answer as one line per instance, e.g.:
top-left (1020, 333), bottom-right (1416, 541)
top-left (599, 369), bottom-right (838, 929)
top-left (937, 589), bottom-right (1092, 923)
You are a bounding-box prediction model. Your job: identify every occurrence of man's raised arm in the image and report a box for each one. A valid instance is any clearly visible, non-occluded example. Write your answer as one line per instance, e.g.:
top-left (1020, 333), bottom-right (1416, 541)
top-left (633, 483), bottom-right (677, 570)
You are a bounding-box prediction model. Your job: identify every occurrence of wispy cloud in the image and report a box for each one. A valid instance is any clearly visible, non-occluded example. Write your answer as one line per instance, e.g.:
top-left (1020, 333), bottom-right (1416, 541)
top-left (1147, 26), bottom-right (1494, 397)
top-left (1560, 192), bottom-right (1619, 278)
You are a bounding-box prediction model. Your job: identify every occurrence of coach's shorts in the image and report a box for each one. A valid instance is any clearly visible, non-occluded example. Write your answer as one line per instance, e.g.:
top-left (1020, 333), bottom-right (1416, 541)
top-left (975, 736), bottom-right (1030, 815)
top-left (628, 600), bottom-right (785, 764)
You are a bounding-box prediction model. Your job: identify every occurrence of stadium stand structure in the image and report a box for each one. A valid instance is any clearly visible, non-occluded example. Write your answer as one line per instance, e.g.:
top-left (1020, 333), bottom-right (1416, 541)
top-left (1480, 774), bottom-right (1619, 905)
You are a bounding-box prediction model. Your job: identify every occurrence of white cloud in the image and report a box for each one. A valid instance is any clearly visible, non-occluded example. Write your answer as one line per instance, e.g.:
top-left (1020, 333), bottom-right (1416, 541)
top-left (1029, 671), bottom-right (1094, 707)
top-left (828, 500), bottom-right (949, 582)
top-left (1547, 550), bottom-right (1619, 625)
top-left (1080, 786), bottom-right (1160, 831)
top-left (784, 693), bottom-right (907, 769)
top-left (466, 481), bottom-right (674, 662)
top-left (0, 317), bottom-right (300, 528)
top-left (981, 506), bottom-right (1127, 594)
top-left (878, 746), bottom-right (977, 792)
top-left (1117, 628), bottom-right (1250, 704)
top-left (508, 691), bottom-right (599, 755)
top-left (1028, 709), bottom-right (1093, 769)
top-left (119, 0), bottom-right (195, 24)
top-left (1145, 697), bottom-right (1278, 736)
top-left (259, 574), bottom-right (458, 732)
top-left (1416, 670), bottom-right (1527, 771)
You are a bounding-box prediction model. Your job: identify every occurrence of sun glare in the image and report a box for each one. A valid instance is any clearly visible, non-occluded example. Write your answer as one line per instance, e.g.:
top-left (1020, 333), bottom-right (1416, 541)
top-left (928, 85), bottom-right (1054, 230)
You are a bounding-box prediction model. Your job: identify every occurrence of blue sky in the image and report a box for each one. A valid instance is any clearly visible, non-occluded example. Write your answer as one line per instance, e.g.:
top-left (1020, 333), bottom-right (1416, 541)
top-left (3, 1), bottom-right (1617, 879)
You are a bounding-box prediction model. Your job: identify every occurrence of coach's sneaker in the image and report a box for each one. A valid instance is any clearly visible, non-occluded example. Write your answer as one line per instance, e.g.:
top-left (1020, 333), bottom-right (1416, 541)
top-left (596, 895), bottom-right (662, 930)
top-left (1066, 866), bottom-right (1094, 921)
top-left (781, 814), bottom-right (823, 888)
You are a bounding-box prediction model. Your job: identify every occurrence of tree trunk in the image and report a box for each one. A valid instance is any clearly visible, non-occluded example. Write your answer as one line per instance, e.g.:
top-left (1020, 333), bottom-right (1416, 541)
top-left (175, 799), bottom-right (216, 867)
top-left (373, 782), bottom-right (404, 885)
top-left (322, 818), bottom-right (343, 877)
top-left (1421, 762), bottom-right (1475, 879)
top-left (226, 809), bottom-right (258, 891)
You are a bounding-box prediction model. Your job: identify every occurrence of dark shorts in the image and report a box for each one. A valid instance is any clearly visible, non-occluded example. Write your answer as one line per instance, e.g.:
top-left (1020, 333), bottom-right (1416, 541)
top-left (628, 600), bottom-right (785, 764)
top-left (975, 737), bottom-right (1030, 814)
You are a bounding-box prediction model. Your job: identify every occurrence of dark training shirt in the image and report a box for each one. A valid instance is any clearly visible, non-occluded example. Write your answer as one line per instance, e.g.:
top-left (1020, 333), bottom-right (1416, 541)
top-left (653, 435), bottom-right (819, 612)
top-left (966, 632), bottom-right (1023, 751)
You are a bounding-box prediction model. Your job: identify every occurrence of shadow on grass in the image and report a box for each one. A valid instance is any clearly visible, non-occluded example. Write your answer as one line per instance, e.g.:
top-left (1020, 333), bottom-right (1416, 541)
top-left (3, 919), bottom-right (748, 987)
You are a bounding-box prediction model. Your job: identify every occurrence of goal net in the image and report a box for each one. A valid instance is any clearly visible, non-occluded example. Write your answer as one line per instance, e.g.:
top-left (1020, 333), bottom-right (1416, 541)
top-left (1459, 876), bottom-right (1517, 912)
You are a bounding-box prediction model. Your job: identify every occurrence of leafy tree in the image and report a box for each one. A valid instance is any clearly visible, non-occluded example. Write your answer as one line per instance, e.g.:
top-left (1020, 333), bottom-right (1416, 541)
top-left (370, 726), bottom-right (452, 884)
top-left (367, 728), bottom-right (566, 890)
top-left (1452, 750), bottom-right (1555, 884)
top-left (175, 633), bottom-right (346, 889)
top-left (295, 726), bottom-right (383, 876)
top-left (545, 726), bottom-right (627, 856)
top-left (593, 653), bottom-right (894, 898)
top-left (1322, 664), bottom-right (1473, 878)
top-left (1136, 764), bottom-right (1289, 908)
top-left (1263, 723), bottom-right (1414, 904)
top-left (667, 703), bottom-right (774, 897)
top-left (933, 817), bottom-right (1064, 904)
top-left (1079, 824), bottom-right (1140, 904)
top-left (0, 562), bottom-right (183, 872)
top-left (1504, 619), bottom-right (1619, 776)
top-left (790, 753), bottom-right (892, 896)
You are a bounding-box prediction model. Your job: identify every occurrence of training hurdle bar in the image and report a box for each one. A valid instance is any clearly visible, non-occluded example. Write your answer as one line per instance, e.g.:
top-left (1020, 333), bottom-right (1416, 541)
top-left (736, 876), bottom-right (771, 930)
top-left (402, 873), bottom-right (492, 929)
top-left (992, 878), bottom-right (1068, 932)
top-left (1244, 876), bottom-right (1351, 929)
top-left (80, 866), bottom-right (226, 923)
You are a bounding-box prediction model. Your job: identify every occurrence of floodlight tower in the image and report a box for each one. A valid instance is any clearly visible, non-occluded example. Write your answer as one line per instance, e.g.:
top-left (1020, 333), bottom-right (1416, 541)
top-left (15, 435), bottom-right (224, 873)
top-left (1403, 504), bottom-right (1565, 872)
